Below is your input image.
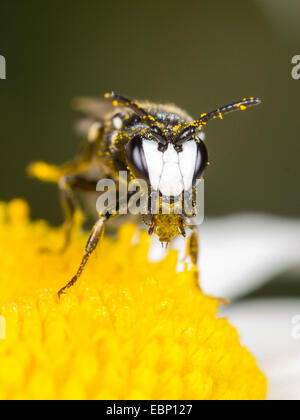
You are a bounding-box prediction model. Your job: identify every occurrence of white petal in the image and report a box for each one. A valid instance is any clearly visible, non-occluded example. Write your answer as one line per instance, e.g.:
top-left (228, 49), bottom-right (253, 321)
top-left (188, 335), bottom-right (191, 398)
top-left (148, 234), bottom-right (168, 262)
top-left (142, 140), bottom-right (163, 190)
top-left (199, 214), bottom-right (300, 300)
top-left (222, 299), bottom-right (300, 400)
top-left (179, 141), bottom-right (197, 191)
top-left (221, 299), bottom-right (300, 359)
top-left (264, 354), bottom-right (300, 400)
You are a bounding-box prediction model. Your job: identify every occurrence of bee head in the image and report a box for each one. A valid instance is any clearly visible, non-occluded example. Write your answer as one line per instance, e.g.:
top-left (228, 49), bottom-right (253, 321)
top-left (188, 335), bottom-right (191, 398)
top-left (105, 92), bottom-right (261, 198)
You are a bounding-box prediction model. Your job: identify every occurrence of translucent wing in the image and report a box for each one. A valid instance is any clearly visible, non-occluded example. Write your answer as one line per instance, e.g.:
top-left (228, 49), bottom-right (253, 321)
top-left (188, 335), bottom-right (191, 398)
top-left (73, 97), bottom-right (115, 137)
top-left (73, 97), bottom-right (115, 118)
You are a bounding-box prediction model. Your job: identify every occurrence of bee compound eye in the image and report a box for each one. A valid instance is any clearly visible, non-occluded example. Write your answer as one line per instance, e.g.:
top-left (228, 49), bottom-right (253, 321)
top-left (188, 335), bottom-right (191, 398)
top-left (193, 140), bottom-right (209, 184)
top-left (126, 135), bottom-right (150, 182)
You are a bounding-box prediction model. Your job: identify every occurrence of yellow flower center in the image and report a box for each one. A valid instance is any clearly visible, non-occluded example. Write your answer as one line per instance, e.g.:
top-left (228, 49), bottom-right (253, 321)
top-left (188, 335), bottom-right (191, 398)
top-left (0, 200), bottom-right (267, 400)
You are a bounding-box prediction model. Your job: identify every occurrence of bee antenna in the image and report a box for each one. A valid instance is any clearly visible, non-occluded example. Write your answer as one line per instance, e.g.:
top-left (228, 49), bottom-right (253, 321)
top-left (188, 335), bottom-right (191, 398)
top-left (104, 91), bottom-right (156, 126)
top-left (196, 97), bottom-right (261, 127)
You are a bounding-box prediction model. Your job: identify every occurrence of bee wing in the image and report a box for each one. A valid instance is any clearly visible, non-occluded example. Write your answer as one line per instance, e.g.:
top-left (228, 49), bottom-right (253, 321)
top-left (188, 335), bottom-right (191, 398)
top-left (73, 97), bottom-right (115, 137)
top-left (73, 97), bottom-right (114, 119)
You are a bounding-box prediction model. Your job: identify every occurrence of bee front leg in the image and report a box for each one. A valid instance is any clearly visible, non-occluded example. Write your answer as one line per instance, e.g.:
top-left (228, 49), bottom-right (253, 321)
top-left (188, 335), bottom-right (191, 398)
top-left (186, 226), bottom-right (200, 287)
top-left (57, 215), bottom-right (106, 298)
top-left (186, 226), bottom-right (229, 304)
top-left (58, 188), bottom-right (137, 297)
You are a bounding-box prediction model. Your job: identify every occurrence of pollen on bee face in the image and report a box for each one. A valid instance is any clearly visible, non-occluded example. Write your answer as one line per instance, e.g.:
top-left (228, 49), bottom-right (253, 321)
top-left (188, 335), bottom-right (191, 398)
top-left (173, 124), bottom-right (182, 132)
top-left (154, 213), bottom-right (183, 242)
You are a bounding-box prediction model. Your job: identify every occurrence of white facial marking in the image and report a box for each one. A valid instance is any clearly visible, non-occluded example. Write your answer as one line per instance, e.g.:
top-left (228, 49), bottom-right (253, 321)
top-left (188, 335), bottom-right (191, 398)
top-left (163, 143), bottom-right (179, 163)
top-left (142, 140), bottom-right (163, 190)
top-left (142, 140), bottom-right (198, 196)
top-left (159, 163), bottom-right (184, 197)
top-left (179, 141), bottom-right (197, 191)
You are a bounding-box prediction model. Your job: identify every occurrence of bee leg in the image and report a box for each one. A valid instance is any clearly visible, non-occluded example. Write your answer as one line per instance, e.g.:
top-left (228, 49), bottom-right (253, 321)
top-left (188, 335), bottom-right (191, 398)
top-left (60, 175), bottom-right (99, 252)
top-left (186, 226), bottom-right (200, 287)
top-left (58, 189), bottom-right (137, 297)
top-left (57, 175), bottom-right (79, 254)
top-left (186, 226), bottom-right (229, 304)
top-left (58, 216), bottom-right (106, 298)
top-left (42, 175), bottom-right (98, 254)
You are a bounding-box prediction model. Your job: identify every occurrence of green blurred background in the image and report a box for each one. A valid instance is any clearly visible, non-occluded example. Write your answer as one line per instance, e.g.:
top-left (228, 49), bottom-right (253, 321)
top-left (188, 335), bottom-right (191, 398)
top-left (0, 0), bottom-right (299, 226)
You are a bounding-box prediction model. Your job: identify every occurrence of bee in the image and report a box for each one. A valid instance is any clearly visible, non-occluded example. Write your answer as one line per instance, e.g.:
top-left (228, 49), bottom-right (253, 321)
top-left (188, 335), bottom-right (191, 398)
top-left (29, 92), bottom-right (261, 297)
